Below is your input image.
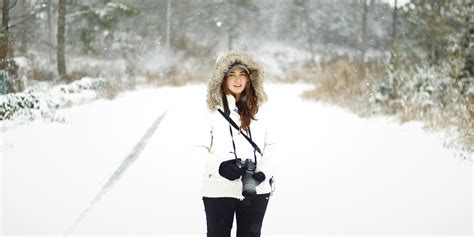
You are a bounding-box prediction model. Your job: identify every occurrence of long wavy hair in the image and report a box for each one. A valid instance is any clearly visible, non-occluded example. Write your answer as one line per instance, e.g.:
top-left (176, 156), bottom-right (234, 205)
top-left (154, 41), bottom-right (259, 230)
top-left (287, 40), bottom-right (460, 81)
top-left (221, 77), bottom-right (259, 133)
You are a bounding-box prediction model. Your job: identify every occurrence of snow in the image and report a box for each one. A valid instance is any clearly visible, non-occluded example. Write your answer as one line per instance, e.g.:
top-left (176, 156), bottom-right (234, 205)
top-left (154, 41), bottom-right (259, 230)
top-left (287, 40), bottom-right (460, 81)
top-left (1, 83), bottom-right (472, 236)
top-left (13, 56), bottom-right (29, 70)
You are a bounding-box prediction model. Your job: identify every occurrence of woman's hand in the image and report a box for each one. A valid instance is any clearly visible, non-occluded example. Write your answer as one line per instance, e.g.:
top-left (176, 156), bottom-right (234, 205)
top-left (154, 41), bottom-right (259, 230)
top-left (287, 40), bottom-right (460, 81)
top-left (219, 159), bottom-right (245, 181)
top-left (252, 171), bottom-right (266, 184)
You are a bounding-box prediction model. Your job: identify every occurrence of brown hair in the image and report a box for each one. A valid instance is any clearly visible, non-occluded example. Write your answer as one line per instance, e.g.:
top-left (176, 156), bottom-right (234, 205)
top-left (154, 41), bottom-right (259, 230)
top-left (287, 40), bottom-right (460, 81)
top-left (221, 77), bottom-right (259, 133)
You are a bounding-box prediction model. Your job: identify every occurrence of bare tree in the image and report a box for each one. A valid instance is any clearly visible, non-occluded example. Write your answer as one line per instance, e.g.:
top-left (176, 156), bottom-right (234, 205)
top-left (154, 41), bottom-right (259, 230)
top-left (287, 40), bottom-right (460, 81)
top-left (360, 0), bottom-right (368, 63)
top-left (166, 0), bottom-right (171, 52)
top-left (389, 0), bottom-right (398, 66)
top-left (0, 0), bottom-right (10, 69)
top-left (1, 0), bottom-right (23, 93)
top-left (300, 1), bottom-right (316, 64)
top-left (463, 0), bottom-right (472, 77)
top-left (390, 0), bottom-right (398, 44)
top-left (57, 0), bottom-right (66, 80)
top-left (19, 0), bottom-right (28, 55)
top-left (47, 0), bottom-right (53, 61)
top-left (292, 0), bottom-right (317, 64)
top-left (225, 1), bottom-right (232, 50)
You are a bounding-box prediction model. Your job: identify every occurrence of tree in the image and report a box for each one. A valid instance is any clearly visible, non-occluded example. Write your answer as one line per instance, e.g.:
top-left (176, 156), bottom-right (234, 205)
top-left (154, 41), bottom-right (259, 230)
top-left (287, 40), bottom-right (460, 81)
top-left (389, 0), bottom-right (398, 66)
top-left (400, 0), bottom-right (466, 64)
top-left (293, 0), bottom-right (317, 64)
top-left (68, 0), bottom-right (138, 55)
top-left (1, 0), bottom-right (25, 93)
top-left (19, 0), bottom-right (29, 55)
top-left (217, 0), bottom-right (259, 50)
top-left (178, 0), bottom-right (258, 51)
top-left (1, 0), bottom-right (11, 69)
top-left (57, 0), bottom-right (66, 80)
top-left (360, 0), bottom-right (368, 62)
top-left (460, 0), bottom-right (472, 78)
top-left (165, 0), bottom-right (171, 52)
top-left (47, 0), bottom-right (53, 61)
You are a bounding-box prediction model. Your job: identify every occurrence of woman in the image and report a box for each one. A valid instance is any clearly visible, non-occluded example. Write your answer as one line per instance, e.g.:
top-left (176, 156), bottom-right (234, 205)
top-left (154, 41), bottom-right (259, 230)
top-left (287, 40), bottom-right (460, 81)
top-left (194, 50), bottom-right (277, 237)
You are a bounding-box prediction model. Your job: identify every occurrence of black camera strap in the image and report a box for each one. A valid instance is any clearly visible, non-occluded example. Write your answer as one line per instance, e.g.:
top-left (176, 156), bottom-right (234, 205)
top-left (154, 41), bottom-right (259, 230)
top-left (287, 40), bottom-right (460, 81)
top-left (228, 125), bottom-right (239, 160)
top-left (220, 95), bottom-right (261, 167)
top-left (217, 108), bottom-right (262, 156)
top-left (226, 119), bottom-right (258, 166)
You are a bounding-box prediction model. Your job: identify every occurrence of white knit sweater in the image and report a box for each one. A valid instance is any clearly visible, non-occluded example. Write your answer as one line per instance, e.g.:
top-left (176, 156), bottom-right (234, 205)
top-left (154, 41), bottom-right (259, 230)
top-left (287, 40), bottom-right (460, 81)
top-left (194, 95), bottom-right (278, 199)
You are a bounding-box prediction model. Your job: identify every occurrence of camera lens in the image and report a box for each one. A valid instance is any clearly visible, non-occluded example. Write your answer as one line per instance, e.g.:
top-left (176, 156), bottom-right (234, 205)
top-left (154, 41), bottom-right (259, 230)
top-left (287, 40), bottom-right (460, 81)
top-left (241, 171), bottom-right (257, 198)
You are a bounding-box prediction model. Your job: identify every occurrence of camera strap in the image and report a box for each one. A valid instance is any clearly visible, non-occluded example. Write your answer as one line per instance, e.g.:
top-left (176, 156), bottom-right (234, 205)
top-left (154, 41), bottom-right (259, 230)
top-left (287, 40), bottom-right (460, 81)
top-left (226, 119), bottom-right (258, 166)
top-left (217, 108), bottom-right (262, 156)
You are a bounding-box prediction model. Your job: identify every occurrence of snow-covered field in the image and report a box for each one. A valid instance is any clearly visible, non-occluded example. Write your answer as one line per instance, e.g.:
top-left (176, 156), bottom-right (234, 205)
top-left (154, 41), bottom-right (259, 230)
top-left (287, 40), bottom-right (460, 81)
top-left (1, 83), bottom-right (472, 236)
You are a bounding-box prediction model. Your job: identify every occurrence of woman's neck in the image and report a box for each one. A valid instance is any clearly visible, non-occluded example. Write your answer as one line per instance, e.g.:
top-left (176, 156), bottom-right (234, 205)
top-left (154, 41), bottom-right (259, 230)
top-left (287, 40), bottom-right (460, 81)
top-left (232, 93), bottom-right (240, 101)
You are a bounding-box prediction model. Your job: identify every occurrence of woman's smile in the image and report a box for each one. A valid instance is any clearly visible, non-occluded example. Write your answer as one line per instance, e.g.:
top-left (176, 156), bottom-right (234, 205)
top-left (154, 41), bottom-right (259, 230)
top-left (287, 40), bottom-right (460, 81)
top-left (225, 67), bottom-right (249, 99)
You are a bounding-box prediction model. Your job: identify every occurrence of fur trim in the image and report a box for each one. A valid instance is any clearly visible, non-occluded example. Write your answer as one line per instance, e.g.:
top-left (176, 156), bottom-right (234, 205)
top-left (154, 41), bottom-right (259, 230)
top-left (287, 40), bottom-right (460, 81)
top-left (207, 50), bottom-right (268, 111)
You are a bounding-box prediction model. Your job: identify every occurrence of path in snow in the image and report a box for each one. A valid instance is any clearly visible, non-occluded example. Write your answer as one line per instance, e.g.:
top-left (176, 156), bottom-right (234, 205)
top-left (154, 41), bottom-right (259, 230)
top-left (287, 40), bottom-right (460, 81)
top-left (1, 83), bottom-right (472, 236)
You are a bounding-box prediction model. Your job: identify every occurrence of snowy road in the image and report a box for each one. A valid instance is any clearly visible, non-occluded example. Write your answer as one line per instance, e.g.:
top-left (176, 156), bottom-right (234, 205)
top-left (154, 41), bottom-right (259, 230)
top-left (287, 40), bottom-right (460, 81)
top-left (1, 83), bottom-right (472, 236)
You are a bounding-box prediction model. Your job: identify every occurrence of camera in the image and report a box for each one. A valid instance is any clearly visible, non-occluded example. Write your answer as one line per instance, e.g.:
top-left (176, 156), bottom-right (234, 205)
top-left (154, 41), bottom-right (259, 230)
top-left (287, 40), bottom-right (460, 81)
top-left (236, 158), bottom-right (257, 198)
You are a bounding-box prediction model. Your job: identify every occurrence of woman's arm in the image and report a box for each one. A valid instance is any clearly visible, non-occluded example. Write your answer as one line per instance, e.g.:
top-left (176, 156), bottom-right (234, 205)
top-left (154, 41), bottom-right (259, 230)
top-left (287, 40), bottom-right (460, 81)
top-left (191, 113), bottom-right (223, 177)
top-left (255, 121), bottom-right (279, 179)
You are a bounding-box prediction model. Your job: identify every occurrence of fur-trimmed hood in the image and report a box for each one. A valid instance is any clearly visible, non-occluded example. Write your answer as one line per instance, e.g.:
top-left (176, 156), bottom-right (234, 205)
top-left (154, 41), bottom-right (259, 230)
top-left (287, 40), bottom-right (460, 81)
top-left (207, 51), bottom-right (268, 111)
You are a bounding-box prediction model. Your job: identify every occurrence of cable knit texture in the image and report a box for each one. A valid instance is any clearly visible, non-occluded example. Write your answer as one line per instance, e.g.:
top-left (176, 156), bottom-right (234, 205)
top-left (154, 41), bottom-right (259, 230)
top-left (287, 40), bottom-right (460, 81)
top-left (194, 51), bottom-right (277, 200)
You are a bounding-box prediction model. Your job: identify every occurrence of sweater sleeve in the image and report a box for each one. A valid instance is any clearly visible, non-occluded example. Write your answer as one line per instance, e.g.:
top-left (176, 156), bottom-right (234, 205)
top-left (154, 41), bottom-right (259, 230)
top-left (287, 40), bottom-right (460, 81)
top-left (191, 114), bottom-right (222, 177)
top-left (255, 122), bottom-right (279, 179)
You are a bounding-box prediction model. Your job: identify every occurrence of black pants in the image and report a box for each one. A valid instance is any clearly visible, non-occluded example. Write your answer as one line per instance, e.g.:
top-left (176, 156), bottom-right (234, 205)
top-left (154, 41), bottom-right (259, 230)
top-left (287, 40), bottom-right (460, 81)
top-left (203, 193), bottom-right (270, 237)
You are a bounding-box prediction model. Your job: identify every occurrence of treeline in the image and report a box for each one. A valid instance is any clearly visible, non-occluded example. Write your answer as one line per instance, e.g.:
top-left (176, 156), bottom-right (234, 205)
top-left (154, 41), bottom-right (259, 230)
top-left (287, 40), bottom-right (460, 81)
top-left (0, 0), bottom-right (472, 151)
top-left (0, 0), bottom-right (471, 91)
top-left (0, 0), bottom-right (400, 91)
top-left (302, 0), bottom-right (473, 153)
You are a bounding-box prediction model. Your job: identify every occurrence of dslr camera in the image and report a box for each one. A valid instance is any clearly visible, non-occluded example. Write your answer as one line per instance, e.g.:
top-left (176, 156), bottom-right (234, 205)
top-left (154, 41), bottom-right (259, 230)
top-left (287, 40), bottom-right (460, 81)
top-left (236, 158), bottom-right (258, 198)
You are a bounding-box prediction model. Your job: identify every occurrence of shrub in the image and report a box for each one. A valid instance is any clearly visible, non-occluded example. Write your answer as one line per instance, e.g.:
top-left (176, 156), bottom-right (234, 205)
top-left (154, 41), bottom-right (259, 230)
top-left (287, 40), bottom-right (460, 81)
top-left (302, 58), bottom-right (384, 115)
top-left (0, 90), bottom-right (40, 120)
top-left (303, 59), bottom-right (473, 153)
top-left (370, 64), bottom-right (473, 152)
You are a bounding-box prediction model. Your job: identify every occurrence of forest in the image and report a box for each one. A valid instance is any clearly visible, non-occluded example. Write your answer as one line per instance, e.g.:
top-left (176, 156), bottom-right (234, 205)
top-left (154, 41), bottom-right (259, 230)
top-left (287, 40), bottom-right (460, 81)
top-left (0, 0), bottom-right (472, 154)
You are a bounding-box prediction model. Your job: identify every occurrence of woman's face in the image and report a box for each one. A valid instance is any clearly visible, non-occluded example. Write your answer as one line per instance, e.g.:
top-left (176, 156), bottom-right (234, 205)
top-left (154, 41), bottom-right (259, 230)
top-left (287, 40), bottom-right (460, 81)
top-left (225, 67), bottom-right (249, 99)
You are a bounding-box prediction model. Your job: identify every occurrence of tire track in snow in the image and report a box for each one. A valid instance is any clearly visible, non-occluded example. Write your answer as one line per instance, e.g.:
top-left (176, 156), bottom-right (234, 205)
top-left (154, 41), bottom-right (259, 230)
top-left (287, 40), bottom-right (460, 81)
top-left (63, 111), bottom-right (167, 236)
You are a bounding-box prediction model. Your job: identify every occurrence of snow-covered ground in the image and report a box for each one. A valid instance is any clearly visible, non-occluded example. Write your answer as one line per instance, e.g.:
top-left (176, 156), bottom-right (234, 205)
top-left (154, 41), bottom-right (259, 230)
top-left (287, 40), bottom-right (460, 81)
top-left (1, 83), bottom-right (472, 236)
